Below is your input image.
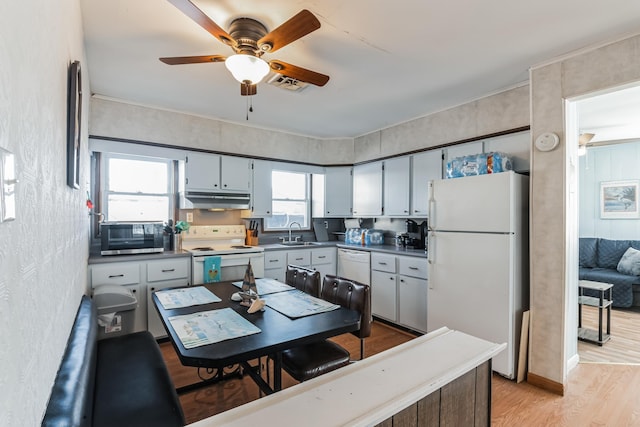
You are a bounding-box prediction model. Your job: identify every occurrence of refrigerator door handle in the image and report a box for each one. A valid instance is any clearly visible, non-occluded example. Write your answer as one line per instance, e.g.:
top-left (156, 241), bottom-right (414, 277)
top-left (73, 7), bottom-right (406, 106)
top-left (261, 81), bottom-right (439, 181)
top-left (428, 183), bottom-right (435, 230)
top-left (427, 232), bottom-right (435, 266)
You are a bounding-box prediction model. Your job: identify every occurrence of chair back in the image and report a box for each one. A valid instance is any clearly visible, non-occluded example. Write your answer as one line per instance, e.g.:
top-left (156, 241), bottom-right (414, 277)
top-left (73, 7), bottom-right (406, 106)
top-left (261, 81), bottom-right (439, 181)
top-left (286, 265), bottom-right (321, 297)
top-left (321, 275), bottom-right (372, 339)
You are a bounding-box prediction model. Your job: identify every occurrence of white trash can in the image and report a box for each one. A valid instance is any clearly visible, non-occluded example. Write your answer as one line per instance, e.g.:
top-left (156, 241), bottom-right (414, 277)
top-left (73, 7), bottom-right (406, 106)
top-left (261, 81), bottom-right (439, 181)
top-left (92, 284), bottom-right (138, 340)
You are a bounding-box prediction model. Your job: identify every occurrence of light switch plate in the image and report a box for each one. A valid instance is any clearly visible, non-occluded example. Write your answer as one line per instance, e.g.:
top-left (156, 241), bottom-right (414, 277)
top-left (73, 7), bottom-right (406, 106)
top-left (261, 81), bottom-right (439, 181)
top-left (186, 212), bottom-right (193, 223)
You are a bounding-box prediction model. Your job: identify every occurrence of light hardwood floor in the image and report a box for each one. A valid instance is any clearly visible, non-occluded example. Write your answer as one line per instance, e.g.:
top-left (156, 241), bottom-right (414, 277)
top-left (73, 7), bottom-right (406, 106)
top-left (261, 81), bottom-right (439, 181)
top-left (579, 305), bottom-right (640, 364)
top-left (161, 313), bottom-right (640, 426)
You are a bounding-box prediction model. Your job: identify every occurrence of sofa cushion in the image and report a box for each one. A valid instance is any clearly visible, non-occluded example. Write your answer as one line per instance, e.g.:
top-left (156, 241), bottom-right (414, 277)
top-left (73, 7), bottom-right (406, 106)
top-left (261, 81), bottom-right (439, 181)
top-left (596, 239), bottom-right (632, 269)
top-left (579, 238), bottom-right (599, 268)
top-left (617, 247), bottom-right (640, 276)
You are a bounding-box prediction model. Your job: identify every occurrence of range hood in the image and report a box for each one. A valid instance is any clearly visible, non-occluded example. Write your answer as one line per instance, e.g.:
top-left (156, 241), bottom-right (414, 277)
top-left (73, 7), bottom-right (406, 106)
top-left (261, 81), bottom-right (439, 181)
top-left (180, 191), bottom-right (250, 210)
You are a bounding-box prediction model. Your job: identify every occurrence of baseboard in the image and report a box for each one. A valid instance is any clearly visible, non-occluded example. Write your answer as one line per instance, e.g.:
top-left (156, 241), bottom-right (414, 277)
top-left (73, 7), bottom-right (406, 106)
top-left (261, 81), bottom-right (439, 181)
top-left (567, 353), bottom-right (580, 372)
top-left (527, 372), bottom-right (564, 396)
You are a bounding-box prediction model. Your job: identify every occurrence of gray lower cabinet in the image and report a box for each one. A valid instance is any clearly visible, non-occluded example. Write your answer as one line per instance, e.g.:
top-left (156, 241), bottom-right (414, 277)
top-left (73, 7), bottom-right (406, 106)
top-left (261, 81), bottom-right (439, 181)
top-left (264, 247), bottom-right (337, 287)
top-left (264, 250), bottom-right (287, 282)
top-left (371, 252), bottom-right (428, 333)
top-left (89, 256), bottom-right (191, 338)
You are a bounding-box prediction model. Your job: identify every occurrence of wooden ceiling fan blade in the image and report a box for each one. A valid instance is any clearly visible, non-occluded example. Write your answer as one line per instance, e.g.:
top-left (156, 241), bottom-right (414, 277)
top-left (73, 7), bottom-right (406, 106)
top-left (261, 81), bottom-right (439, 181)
top-left (269, 60), bottom-right (329, 87)
top-left (241, 83), bottom-right (257, 96)
top-left (168, 0), bottom-right (235, 46)
top-left (159, 55), bottom-right (226, 65)
top-left (258, 10), bottom-right (320, 53)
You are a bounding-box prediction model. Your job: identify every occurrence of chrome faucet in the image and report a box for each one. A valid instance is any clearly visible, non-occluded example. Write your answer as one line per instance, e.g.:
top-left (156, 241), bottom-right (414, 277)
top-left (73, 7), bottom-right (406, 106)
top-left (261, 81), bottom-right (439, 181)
top-left (288, 221), bottom-right (302, 243)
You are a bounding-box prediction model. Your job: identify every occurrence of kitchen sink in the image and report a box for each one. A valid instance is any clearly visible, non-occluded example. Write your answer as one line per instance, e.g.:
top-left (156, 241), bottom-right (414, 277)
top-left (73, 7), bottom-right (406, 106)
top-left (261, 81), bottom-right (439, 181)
top-left (278, 241), bottom-right (322, 246)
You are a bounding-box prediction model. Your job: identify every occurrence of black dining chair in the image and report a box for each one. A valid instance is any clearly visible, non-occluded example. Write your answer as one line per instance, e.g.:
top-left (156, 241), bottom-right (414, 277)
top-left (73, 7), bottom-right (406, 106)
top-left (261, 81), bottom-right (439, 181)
top-left (279, 274), bottom-right (372, 383)
top-left (285, 264), bottom-right (321, 297)
top-left (263, 265), bottom-right (322, 389)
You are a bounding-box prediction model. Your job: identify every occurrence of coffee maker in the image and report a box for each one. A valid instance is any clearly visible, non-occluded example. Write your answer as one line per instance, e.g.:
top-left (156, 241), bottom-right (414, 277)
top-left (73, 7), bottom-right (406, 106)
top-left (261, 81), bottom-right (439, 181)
top-left (404, 219), bottom-right (427, 250)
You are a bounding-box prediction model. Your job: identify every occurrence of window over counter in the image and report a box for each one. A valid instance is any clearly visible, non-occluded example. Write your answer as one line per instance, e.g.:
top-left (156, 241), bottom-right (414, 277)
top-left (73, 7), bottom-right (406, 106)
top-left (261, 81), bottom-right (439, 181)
top-left (264, 170), bottom-right (310, 231)
top-left (101, 153), bottom-right (174, 222)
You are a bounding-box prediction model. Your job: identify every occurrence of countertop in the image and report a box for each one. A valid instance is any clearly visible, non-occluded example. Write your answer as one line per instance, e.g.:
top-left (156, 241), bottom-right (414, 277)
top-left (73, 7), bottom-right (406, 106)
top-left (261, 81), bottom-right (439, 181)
top-left (88, 242), bottom-right (428, 264)
top-left (88, 250), bottom-right (191, 264)
top-left (260, 242), bottom-right (427, 258)
top-left (189, 327), bottom-right (504, 427)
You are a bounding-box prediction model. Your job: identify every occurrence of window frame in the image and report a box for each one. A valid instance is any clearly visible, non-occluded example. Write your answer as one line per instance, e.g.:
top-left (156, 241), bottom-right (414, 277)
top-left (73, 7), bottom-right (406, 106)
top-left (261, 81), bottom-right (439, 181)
top-left (100, 152), bottom-right (175, 223)
top-left (263, 169), bottom-right (311, 231)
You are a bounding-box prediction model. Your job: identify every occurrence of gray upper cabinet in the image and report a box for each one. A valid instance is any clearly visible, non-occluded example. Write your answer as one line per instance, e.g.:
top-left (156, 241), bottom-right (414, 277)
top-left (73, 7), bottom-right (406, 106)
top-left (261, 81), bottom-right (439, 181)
top-left (353, 161), bottom-right (383, 217)
top-left (185, 152), bottom-right (251, 193)
top-left (185, 152), bottom-right (221, 191)
top-left (247, 159), bottom-right (273, 217)
top-left (411, 150), bottom-right (442, 217)
top-left (220, 155), bottom-right (251, 192)
top-left (313, 167), bottom-right (353, 217)
top-left (384, 156), bottom-right (411, 216)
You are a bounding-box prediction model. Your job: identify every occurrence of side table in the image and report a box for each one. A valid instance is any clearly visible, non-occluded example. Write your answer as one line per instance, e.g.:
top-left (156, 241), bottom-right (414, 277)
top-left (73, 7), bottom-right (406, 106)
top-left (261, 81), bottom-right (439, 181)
top-left (578, 280), bottom-right (612, 346)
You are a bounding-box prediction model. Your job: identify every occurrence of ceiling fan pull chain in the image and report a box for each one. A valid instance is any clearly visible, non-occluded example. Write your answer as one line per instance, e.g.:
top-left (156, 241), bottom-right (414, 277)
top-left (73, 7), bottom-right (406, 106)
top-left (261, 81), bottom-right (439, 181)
top-left (249, 96), bottom-right (254, 113)
top-left (246, 94), bottom-right (249, 120)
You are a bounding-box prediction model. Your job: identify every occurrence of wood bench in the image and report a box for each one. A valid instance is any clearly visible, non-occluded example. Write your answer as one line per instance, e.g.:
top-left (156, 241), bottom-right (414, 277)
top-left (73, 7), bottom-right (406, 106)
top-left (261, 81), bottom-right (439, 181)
top-left (42, 295), bottom-right (184, 427)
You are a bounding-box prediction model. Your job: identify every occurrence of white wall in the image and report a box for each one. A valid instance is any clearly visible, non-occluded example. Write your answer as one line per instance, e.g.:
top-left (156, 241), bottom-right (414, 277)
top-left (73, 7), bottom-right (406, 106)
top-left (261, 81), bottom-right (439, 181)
top-left (580, 141), bottom-right (640, 239)
top-left (530, 33), bottom-right (640, 390)
top-left (0, 0), bottom-right (90, 424)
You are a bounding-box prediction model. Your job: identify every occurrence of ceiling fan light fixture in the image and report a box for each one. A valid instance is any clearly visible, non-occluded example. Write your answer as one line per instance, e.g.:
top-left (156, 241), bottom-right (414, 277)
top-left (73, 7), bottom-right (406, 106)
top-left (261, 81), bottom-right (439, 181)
top-left (225, 54), bottom-right (270, 85)
top-left (577, 145), bottom-right (587, 156)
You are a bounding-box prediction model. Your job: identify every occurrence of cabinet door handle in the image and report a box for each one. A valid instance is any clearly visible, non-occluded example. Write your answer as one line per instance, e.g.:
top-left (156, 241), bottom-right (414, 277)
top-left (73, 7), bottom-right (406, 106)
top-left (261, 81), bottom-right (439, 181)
top-left (378, 262), bottom-right (387, 265)
top-left (400, 279), bottom-right (405, 283)
top-left (409, 266), bottom-right (419, 270)
top-left (269, 259), bottom-right (279, 263)
top-left (162, 268), bottom-right (175, 272)
top-left (318, 255), bottom-right (326, 259)
top-left (294, 257), bottom-right (304, 261)
top-left (108, 274), bottom-right (124, 278)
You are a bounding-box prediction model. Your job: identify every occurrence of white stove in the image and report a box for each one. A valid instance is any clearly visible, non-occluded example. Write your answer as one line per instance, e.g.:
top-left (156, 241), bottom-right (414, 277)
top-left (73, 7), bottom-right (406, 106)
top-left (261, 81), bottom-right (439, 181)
top-left (182, 225), bottom-right (265, 284)
top-left (181, 225), bottom-right (264, 255)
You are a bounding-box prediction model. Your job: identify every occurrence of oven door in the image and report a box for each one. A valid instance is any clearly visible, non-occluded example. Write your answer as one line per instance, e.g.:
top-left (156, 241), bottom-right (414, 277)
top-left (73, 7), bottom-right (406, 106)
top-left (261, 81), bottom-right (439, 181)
top-left (192, 253), bottom-right (265, 284)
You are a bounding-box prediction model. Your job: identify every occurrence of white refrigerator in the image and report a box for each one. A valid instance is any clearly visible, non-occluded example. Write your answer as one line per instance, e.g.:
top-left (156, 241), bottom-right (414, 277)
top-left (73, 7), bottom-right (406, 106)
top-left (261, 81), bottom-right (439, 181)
top-left (427, 171), bottom-right (529, 379)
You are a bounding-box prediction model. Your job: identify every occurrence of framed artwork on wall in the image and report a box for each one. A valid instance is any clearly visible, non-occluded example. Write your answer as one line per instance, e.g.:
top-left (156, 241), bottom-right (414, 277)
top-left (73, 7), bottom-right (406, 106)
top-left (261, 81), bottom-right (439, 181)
top-left (66, 60), bottom-right (82, 189)
top-left (600, 180), bottom-right (639, 219)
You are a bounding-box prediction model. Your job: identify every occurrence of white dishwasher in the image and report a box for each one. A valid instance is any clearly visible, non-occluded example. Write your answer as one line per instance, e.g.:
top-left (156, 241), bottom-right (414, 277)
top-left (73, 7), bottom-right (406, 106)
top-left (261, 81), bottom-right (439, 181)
top-left (337, 248), bottom-right (371, 285)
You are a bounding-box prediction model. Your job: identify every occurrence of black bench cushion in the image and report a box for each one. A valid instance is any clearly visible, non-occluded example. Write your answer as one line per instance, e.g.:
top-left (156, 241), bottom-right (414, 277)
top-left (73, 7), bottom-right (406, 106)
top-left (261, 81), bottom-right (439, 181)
top-left (42, 295), bottom-right (97, 427)
top-left (93, 331), bottom-right (184, 427)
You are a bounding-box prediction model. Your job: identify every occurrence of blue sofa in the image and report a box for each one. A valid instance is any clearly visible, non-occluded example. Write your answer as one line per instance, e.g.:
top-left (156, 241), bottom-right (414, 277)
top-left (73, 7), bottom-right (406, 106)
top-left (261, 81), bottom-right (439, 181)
top-left (579, 238), bottom-right (640, 308)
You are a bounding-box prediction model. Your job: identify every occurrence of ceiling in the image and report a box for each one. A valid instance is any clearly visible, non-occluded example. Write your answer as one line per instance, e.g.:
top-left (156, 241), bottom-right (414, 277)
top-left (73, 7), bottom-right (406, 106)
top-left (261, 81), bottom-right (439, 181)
top-left (81, 0), bottom-right (640, 139)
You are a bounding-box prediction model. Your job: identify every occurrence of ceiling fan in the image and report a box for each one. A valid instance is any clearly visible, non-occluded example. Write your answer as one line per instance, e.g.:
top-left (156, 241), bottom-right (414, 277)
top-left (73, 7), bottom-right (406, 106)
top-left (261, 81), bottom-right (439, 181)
top-left (160, 0), bottom-right (330, 96)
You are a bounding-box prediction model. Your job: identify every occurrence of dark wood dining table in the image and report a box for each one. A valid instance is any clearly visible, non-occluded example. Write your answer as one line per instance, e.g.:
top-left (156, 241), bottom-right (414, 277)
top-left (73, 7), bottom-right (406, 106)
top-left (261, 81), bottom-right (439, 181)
top-left (152, 281), bottom-right (361, 394)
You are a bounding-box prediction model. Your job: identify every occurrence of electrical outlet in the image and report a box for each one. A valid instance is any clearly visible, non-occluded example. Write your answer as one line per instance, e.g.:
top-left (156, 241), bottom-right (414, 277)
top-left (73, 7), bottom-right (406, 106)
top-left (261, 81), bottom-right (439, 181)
top-left (186, 212), bottom-right (193, 223)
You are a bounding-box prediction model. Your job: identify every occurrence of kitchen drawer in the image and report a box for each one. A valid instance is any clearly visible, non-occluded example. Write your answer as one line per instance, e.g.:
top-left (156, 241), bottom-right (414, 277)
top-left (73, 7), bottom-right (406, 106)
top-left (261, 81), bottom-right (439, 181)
top-left (398, 256), bottom-right (428, 279)
top-left (312, 247), bottom-right (335, 265)
top-left (90, 263), bottom-right (141, 287)
top-left (287, 249), bottom-right (311, 267)
top-left (371, 253), bottom-right (397, 273)
top-left (147, 258), bottom-right (189, 282)
top-left (264, 251), bottom-right (286, 269)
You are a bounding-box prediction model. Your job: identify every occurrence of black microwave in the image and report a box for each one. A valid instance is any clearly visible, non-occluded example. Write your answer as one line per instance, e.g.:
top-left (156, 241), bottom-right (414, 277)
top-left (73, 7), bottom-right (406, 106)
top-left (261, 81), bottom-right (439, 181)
top-left (100, 222), bottom-right (164, 255)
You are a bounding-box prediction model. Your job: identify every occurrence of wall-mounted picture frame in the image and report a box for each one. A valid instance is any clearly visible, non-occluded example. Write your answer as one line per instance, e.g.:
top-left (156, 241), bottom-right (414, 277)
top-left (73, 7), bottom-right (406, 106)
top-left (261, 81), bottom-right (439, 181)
top-left (66, 60), bottom-right (82, 189)
top-left (600, 180), bottom-right (639, 219)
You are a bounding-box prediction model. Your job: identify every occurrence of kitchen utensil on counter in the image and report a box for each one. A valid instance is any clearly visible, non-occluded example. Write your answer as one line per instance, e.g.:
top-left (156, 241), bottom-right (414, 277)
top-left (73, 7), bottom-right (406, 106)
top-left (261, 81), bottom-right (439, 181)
top-left (395, 233), bottom-right (409, 248)
top-left (312, 219), bottom-right (330, 242)
top-left (246, 220), bottom-right (259, 245)
top-left (405, 219), bottom-right (419, 233)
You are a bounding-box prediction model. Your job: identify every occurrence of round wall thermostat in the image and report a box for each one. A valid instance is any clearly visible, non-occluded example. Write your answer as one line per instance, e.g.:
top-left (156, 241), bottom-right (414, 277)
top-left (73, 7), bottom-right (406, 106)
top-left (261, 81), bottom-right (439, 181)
top-left (535, 132), bottom-right (560, 152)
